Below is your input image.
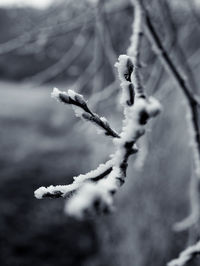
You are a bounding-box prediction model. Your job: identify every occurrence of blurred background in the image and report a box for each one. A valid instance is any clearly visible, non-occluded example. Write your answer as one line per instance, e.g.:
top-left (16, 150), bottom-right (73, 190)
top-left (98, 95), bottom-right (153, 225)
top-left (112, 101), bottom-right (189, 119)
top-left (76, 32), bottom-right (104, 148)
top-left (0, 0), bottom-right (200, 265)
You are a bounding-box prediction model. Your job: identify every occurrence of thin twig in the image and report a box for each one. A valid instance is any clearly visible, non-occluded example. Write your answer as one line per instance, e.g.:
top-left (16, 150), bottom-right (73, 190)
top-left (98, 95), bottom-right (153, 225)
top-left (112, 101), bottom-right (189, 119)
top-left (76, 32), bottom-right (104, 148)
top-left (34, 0), bottom-right (161, 220)
top-left (51, 88), bottom-right (120, 138)
top-left (167, 240), bottom-right (200, 266)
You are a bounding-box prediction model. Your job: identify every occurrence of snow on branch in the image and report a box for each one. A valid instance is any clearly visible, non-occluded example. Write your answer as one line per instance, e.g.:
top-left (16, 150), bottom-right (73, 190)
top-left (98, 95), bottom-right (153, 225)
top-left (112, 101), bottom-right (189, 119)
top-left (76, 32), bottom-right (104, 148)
top-left (34, 0), bottom-right (161, 219)
top-left (34, 160), bottom-right (113, 199)
top-left (62, 96), bottom-right (161, 219)
top-left (167, 240), bottom-right (200, 266)
top-left (35, 183), bottom-right (80, 199)
top-left (51, 87), bottom-right (120, 138)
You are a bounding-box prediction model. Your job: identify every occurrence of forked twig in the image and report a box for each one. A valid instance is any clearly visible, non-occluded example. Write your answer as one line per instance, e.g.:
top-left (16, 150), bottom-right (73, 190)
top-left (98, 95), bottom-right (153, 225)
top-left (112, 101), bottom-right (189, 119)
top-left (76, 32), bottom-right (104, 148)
top-left (34, 0), bottom-right (161, 219)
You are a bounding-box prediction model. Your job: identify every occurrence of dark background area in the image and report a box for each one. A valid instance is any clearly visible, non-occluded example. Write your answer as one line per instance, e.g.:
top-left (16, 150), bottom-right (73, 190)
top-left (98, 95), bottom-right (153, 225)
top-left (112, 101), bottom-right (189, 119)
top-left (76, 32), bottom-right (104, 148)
top-left (1, 0), bottom-right (200, 265)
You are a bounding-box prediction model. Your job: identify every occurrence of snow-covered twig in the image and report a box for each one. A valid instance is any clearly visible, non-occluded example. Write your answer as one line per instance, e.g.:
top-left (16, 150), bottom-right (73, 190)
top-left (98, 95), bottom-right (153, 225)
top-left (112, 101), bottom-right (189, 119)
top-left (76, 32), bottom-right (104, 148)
top-left (34, 160), bottom-right (113, 199)
top-left (34, 0), bottom-right (161, 219)
top-left (51, 88), bottom-right (120, 138)
top-left (63, 56), bottom-right (161, 218)
top-left (167, 240), bottom-right (200, 266)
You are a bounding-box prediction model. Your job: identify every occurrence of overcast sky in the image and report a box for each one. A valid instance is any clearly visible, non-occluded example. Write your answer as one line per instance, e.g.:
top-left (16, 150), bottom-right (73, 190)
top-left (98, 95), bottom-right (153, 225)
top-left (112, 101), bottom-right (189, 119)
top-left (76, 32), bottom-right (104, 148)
top-left (0, 0), bottom-right (53, 8)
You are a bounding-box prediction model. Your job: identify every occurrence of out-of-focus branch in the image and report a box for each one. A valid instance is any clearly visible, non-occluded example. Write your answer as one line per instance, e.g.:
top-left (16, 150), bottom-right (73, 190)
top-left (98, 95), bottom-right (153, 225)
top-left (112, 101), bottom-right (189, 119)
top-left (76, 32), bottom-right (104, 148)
top-left (159, 0), bottom-right (198, 93)
top-left (139, 0), bottom-right (200, 178)
top-left (188, 0), bottom-right (200, 26)
top-left (167, 240), bottom-right (200, 266)
top-left (141, 2), bottom-right (200, 107)
top-left (0, 3), bottom-right (72, 55)
top-left (25, 25), bottom-right (91, 85)
top-left (0, 1), bottom-right (128, 56)
top-left (128, 0), bottom-right (145, 98)
top-left (139, 0), bottom-right (200, 245)
top-left (16, 10), bottom-right (95, 56)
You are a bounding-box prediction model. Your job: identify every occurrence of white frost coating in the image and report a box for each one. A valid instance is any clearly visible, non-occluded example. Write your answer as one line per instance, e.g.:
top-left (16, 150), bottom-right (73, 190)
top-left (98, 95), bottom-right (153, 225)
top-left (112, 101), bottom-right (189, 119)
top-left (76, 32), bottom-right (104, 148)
top-left (68, 89), bottom-right (85, 104)
top-left (51, 87), bottom-right (65, 102)
top-left (167, 240), bottom-right (200, 266)
top-left (109, 99), bottom-right (146, 172)
top-left (134, 136), bottom-right (148, 170)
top-left (115, 55), bottom-right (130, 81)
top-left (34, 183), bottom-right (80, 199)
top-left (72, 105), bottom-right (84, 118)
top-left (54, 89), bottom-right (84, 118)
top-left (115, 55), bottom-right (132, 106)
top-left (51, 87), bottom-right (84, 117)
top-left (73, 160), bottom-right (113, 183)
top-left (109, 96), bottom-right (161, 181)
top-left (127, 0), bottom-right (143, 57)
top-left (115, 55), bottom-right (135, 107)
top-left (65, 182), bottom-right (113, 219)
top-left (119, 98), bottom-right (146, 142)
top-left (121, 83), bottom-right (131, 106)
top-left (105, 166), bottom-right (122, 186)
top-left (146, 97), bottom-right (162, 117)
top-left (35, 160), bottom-right (113, 199)
top-left (100, 117), bottom-right (108, 124)
top-left (83, 114), bottom-right (116, 136)
top-left (67, 89), bottom-right (77, 100)
top-left (34, 186), bottom-right (48, 199)
top-left (67, 89), bottom-right (84, 117)
top-left (98, 174), bottom-right (118, 191)
top-left (185, 104), bottom-right (200, 178)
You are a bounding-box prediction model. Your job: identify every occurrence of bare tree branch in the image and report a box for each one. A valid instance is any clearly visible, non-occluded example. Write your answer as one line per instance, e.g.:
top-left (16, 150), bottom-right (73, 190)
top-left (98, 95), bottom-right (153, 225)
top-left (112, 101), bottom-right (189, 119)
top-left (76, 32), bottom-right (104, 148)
top-left (51, 88), bottom-right (120, 138)
top-left (34, 0), bottom-right (161, 220)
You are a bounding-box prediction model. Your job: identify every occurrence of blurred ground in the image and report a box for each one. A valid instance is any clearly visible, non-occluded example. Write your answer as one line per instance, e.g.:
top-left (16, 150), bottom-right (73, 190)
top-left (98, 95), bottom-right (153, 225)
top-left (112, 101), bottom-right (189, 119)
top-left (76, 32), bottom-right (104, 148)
top-left (0, 82), bottom-right (99, 266)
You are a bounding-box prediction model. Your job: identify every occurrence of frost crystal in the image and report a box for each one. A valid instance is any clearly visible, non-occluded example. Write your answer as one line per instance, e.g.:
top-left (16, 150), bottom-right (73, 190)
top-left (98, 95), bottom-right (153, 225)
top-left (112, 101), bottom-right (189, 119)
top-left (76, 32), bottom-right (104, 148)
top-left (65, 182), bottom-right (113, 219)
top-left (35, 0), bottom-right (162, 221)
top-left (51, 87), bottom-right (62, 101)
top-left (34, 184), bottom-right (79, 199)
top-left (168, 240), bottom-right (200, 266)
top-left (67, 89), bottom-right (77, 100)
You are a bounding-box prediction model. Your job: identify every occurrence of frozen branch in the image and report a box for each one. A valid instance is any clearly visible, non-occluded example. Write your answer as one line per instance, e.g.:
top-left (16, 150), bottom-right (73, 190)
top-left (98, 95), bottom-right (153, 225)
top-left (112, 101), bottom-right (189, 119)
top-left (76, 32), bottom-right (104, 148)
top-left (62, 0), bottom-right (161, 218)
top-left (139, 0), bottom-right (200, 106)
top-left (128, 0), bottom-right (145, 98)
top-left (34, 160), bottom-right (113, 199)
top-left (167, 240), bottom-right (200, 266)
top-left (51, 88), bottom-right (120, 138)
top-left (34, 0), bottom-right (161, 220)
top-left (64, 95), bottom-right (161, 219)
